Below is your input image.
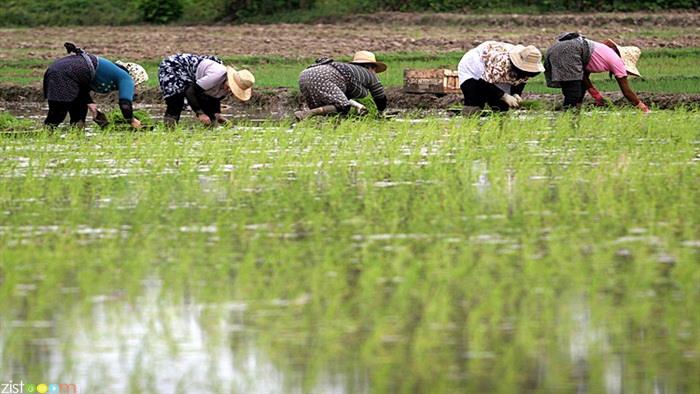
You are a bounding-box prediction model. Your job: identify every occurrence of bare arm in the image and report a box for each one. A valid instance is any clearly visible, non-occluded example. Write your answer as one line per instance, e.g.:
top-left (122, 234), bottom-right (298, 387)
top-left (617, 76), bottom-right (650, 112)
top-left (616, 76), bottom-right (641, 105)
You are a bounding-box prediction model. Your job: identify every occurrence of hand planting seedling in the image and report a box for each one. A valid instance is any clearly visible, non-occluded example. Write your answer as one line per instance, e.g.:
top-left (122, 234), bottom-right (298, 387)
top-left (103, 109), bottom-right (155, 130)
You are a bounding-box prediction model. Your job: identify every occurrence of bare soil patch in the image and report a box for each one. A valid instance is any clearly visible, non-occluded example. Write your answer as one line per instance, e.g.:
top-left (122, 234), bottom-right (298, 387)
top-left (1, 12), bottom-right (698, 62)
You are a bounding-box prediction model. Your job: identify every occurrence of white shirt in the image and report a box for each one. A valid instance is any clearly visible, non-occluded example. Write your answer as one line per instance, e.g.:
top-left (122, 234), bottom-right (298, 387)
top-left (458, 42), bottom-right (489, 85)
top-left (196, 59), bottom-right (228, 98)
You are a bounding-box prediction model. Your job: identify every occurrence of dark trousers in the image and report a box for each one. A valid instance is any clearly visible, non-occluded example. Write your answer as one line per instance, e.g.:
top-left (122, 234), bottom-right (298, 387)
top-left (165, 93), bottom-right (221, 121)
top-left (460, 79), bottom-right (509, 112)
top-left (560, 80), bottom-right (586, 108)
top-left (44, 94), bottom-right (91, 127)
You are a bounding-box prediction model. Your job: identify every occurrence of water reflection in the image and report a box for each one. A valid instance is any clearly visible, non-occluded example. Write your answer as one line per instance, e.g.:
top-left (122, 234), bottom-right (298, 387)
top-left (2, 111), bottom-right (698, 392)
top-left (3, 267), bottom-right (695, 393)
top-left (2, 276), bottom-right (369, 393)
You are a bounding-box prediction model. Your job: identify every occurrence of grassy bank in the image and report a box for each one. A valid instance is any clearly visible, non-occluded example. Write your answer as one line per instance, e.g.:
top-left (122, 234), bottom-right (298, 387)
top-left (2, 49), bottom-right (699, 94)
top-left (1, 111), bottom-right (699, 391)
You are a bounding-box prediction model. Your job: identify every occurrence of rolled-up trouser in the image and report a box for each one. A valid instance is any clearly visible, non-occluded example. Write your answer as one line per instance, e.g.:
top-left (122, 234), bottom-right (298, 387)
top-left (460, 79), bottom-right (509, 111)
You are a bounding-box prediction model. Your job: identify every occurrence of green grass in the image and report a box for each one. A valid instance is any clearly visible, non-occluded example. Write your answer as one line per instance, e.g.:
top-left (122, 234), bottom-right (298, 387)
top-left (3, 49), bottom-right (699, 94)
top-left (220, 48), bottom-right (700, 94)
top-left (1, 111), bottom-right (699, 391)
top-left (0, 112), bottom-right (35, 130)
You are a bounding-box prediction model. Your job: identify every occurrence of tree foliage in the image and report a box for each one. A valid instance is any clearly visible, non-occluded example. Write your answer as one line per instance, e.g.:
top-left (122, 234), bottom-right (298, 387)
top-left (0, 0), bottom-right (698, 26)
top-left (138, 0), bottom-right (183, 24)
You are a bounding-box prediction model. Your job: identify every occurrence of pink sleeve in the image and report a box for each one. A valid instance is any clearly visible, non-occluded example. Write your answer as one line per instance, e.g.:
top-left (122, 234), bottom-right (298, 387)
top-left (587, 44), bottom-right (629, 77)
top-left (607, 52), bottom-right (628, 78)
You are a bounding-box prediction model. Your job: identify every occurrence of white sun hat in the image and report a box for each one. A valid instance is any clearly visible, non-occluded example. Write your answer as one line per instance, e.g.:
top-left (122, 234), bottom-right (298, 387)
top-left (115, 60), bottom-right (149, 86)
top-left (509, 45), bottom-right (545, 73)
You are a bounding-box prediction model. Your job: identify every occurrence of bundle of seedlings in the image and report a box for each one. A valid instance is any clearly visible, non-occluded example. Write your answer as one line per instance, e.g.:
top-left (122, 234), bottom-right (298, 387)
top-left (97, 109), bottom-right (155, 130)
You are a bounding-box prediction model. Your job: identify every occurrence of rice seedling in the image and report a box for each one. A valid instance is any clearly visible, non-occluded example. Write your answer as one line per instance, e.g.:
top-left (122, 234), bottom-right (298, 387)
top-left (0, 109), bottom-right (698, 392)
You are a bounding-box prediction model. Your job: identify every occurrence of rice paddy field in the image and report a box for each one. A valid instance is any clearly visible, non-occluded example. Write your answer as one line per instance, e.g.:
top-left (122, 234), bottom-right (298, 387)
top-left (1, 109), bottom-right (699, 392)
top-left (1, 11), bottom-right (700, 393)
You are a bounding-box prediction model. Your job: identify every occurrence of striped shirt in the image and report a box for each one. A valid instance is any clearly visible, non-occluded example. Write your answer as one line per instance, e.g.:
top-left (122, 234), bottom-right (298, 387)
top-left (334, 63), bottom-right (386, 102)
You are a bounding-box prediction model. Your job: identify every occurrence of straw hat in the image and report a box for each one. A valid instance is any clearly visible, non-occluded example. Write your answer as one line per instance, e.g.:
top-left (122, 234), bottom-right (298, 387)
top-left (349, 51), bottom-right (387, 73)
top-left (508, 45), bottom-right (545, 73)
top-left (115, 60), bottom-right (148, 86)
top-left (226, 67), bottom-right (255, 101)
top-left (607, 39), bottom-right (641, 77)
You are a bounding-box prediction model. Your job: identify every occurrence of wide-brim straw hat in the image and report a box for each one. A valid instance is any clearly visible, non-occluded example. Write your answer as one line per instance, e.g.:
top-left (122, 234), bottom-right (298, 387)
top-left (349, 50), bottom-right (387, 73)
top-left (607, 39), bottom-right (641, 77)
top-left (226, 67), bottom-right (255, 101)
top-left (115, 60), bottom-right (149, 86)
top-left (508, 45), bottom-right (545, 73)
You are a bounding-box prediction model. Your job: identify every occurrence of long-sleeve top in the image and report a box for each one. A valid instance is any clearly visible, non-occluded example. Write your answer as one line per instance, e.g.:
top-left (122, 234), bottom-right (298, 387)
top-left (91, 57), bottom-right (135, 101)
top-left (458, 41), bottom-right (530, 87)
top-left (335, 63), bottom-right (387, 110)
top-left (195, 59), bottom-right (229, 98)
top-left (181, 59), bottom-right (230, 115)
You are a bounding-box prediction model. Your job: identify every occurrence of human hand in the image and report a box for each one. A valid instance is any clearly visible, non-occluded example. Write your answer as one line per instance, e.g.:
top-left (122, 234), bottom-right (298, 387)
top-left (636, 101), bottom-right (651, 113)
top-left (512, 94), bottom-right (523, 104)
top-left (501, 93), bottom-right (519, 108)
top-left (197, 113), bottom-right (212, 125)
top-left (348, 99), bottom-right (368, 115)
top-left (130, 118), bottom-right (142, 129)
top-left (93, 110), bottom-right (109, 128)
top-left (587, 87), bottom-right (605, 106)
top-left (214, 113), bottom-right (227, 124)
top-left (88, 103), bottom-right (98, 117)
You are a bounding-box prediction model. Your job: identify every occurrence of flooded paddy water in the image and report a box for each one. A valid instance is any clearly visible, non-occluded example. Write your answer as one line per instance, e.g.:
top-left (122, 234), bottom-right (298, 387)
top-left (1, 111), bottom-right (699, 392)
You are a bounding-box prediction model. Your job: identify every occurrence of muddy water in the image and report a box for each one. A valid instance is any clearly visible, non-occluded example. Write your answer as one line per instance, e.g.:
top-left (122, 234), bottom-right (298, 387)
top-left (1, 115), bottom-right (698, 393)
top-left (0, 101), bottom-right (286, 125)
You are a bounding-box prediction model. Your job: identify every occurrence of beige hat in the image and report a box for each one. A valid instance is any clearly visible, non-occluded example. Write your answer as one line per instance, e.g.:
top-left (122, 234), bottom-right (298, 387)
top-left (226, 67), bottom-right (255, 101)
top-left (349, 51), bottom-right (387, 73)
top-left (607, 40), bottom-right (641, 77)
top-left (115, 60), bottom-right (149, 86)
top-left (508, 45), bottom-right (545, 73)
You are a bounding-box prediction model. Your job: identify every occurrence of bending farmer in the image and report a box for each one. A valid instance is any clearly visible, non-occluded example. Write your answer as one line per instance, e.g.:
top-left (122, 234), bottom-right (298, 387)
top-left (43, 42), bottom-right (148, 129)
top-left (296, 51), bottom-right (387, 120)
top-left (458, 41), bottom-right (544, 112)
top-left (158, 53), bottom-right (255, 126)
top-left (544, 33), bottom-right (649, 112)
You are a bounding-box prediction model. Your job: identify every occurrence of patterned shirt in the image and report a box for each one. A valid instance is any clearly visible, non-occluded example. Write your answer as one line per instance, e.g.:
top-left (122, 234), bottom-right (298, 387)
top-left (481, 42), bottom-right (530, 86)
top-left (459, 41), bottom-right (530, 86)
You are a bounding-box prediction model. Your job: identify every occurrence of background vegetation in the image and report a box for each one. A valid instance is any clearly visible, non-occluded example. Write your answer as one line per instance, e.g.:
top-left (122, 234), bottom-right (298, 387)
top-left (1, 0), bottom-right (698, 26)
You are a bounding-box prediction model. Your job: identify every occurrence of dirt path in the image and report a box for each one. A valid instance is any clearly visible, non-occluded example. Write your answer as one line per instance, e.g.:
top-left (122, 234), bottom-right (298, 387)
top-left (1, 11), bottom-right (698, 62)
